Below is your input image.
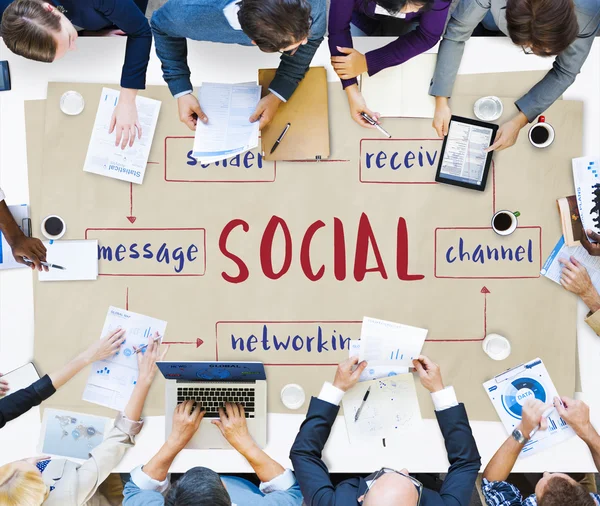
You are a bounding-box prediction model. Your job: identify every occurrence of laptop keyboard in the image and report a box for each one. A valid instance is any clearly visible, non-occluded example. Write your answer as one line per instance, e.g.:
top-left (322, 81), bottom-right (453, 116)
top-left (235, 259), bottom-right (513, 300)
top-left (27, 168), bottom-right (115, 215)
top-left (177, 387), bottom-right (256, 418)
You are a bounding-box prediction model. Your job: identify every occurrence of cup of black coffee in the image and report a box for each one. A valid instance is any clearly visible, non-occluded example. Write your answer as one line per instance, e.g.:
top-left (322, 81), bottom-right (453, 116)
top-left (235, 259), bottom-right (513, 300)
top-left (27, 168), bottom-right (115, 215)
top-left (528, 116), bottom-right (555, 148)
top-left (491, 210), bottom-right (520, 236)
top-left (41, 215), bottom-right (66, 240)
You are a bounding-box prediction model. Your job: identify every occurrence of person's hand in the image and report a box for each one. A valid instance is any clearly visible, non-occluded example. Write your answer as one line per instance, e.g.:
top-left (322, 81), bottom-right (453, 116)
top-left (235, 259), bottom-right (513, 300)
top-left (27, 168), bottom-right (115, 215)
top-left (558, 256), bottom-right (594, 296)
top-left (581, 230), bottom-right (600, 256)
top-left (109, 90), bottom-right (141, 149)
top-left (212, 402), bottom-right (255, 453)
top-left (519, 398), bottom-right (548, 437)
top-left (104, 28), bottom-right (126, 36)
top-left (332, 356), bottom-right (367, 392)
top-left (9, 235), bottom-right (48, 271)
top-left (432, 97), bottom-right (451, 138)
top-left (554, 396), bottom-right (592, 440)
top-left (134, 332), bottom-right (170, 386)
top-left (22, 455), bottom-right (52, 467)
top-left (486, 112), bottom-right (528, 152)
top-left (249, 93), bottom-right (282, 130)
top-left (331, 47), bottom-right (368, 80)
top-left (345, 85), bottom-right (380, 129)
top-left (0, 373), bottom-right (8, 398)
top-left (178, 94), bottom-right (208, 131)
top-left (168, 400), bottom-right (205, 449)
top-left (412, 355), bottom-right (444, 393)
top-left (81, 328), bottom-right (126, 364)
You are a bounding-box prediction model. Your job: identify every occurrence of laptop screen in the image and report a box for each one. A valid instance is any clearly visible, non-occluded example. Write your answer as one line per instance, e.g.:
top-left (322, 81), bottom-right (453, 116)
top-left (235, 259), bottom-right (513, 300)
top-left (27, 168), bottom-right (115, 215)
top-left (157, 361), bottom-right (266, 382)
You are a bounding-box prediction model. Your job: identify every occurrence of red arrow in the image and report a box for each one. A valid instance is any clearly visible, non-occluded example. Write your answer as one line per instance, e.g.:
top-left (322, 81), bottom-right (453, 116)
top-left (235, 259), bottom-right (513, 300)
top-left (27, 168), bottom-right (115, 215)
top-left (427, 286), bottom-right (490, 342)
top-left (127, 183), bottom-right (136, 224)
top-left (162, 338), bottom-right (204, 348)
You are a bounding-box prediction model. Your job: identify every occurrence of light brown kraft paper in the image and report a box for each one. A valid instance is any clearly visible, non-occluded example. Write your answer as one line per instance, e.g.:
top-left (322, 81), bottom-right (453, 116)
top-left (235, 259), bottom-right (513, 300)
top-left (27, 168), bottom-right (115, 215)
top-left (28, 77), bottom-right (581, 420)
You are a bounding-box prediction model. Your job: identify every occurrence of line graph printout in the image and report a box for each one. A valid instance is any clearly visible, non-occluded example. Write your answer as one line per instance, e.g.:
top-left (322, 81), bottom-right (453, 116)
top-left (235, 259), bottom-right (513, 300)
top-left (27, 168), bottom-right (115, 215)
top-left (358, 317), bottom-right (427, 368)
top-left (342, 374), bottom-right (422, 444)
top-left (83, 306), bottom-right (167, 411)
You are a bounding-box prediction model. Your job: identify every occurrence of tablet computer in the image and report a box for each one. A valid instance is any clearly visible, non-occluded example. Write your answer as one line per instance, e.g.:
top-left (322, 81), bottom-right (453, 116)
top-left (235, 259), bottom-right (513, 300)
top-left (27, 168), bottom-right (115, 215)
top-left (435, 115), bottom-right (498, 191)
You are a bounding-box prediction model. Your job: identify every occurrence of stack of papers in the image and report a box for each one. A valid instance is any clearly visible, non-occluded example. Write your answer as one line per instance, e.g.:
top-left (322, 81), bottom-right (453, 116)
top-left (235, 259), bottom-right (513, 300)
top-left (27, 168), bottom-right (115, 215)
top-left (193, 82), bottom-right (261, 163)
top-left (541, 236), bottom-right (600, 291)
top-left (349, 340), bottom-right (409, 381)
top-left (83, 88), bottom-right (161, 185)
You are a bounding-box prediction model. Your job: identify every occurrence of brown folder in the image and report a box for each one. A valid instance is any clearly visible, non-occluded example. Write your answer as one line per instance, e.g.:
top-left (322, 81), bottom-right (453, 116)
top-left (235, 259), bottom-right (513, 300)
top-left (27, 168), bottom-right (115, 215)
top-left (258, 66), bottom-right (330, 161)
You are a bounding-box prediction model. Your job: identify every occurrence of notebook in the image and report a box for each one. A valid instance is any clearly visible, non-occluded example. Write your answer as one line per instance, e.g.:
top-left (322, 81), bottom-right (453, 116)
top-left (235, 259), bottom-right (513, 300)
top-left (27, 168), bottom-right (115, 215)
top-left (258, 67), bottom-right (330, 161)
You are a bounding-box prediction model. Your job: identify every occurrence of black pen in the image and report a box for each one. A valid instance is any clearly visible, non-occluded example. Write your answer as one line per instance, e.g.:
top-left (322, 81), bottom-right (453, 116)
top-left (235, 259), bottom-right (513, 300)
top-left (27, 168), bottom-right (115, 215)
top-left (270, 122), bottom-right (291, 154)
top-left (354, 386), bottom-right (372, 422)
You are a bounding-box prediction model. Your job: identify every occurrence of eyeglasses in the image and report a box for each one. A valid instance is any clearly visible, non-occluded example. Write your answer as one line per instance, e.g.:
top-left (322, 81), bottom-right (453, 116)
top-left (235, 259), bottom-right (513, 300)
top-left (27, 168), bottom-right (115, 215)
top-left (360, 468), bottom-right (423, 505)
top-left (521, 46), bottom-right (534, 55)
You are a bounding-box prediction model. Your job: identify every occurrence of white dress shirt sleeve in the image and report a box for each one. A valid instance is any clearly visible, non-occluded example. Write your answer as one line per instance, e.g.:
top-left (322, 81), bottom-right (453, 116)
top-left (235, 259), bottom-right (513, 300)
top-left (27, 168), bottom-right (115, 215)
top-left (430, 386), bottom-right (459, 411)
top-left (0, 186), bottom-right (5, 202)
top-left (173, 90), bottom-right (193, 99)
top-left (258, 468), bottom-right (297, 493)
top-left (130, 465), bottom-right (170, 493)
top-left (317, 381), bottom-right (345, 406)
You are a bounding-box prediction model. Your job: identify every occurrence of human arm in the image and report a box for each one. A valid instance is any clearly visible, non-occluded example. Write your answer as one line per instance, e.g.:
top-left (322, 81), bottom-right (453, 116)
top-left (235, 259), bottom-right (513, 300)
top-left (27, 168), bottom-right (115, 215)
top-left (327, 0), bottom-right (359, 88)
top-left (0, 198), bottom-right (47, 271)
top-left (558, 256), bottom-right (600, 334)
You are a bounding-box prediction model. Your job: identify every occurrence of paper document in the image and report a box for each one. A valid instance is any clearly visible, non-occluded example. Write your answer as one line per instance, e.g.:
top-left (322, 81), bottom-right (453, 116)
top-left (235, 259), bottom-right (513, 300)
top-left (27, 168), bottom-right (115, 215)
top-left (38, 240), bottom-right (98, 281)
top-left (541, 236), bottom-right (600, 292)
top-left (83, 88), bottom-right (161, 185)
top-left (342, 374), bottom-right (422, 444)
top-left (349, 340), bottom-right (408, 381)
top-left (484, 358), bottom-right (575, 457)
top-left (83, 307), bottom-right (167, 411)
top-left (0, 204), bottom-right (31, 270)
top-left (40, 409), bottom-right (110, 460)
top-left (193, 82), bottom-right (261, 163)
top-left (2, 363), bottom-right (39, 392)
top-left (361, 54), bottom-right (436, 118)
top-left (358, 317), bottom-right (427, 368)
top-left (572, 156), bottom-right (600, 236)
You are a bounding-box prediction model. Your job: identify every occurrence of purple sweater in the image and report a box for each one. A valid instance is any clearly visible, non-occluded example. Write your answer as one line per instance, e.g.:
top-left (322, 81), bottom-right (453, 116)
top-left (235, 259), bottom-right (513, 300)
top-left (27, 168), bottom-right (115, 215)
top-left (328, 0), bottom-right (450, 88)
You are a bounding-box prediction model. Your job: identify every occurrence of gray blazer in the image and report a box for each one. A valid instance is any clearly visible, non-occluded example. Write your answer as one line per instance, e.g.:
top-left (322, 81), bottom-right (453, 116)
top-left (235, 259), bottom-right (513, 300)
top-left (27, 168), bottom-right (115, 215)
top-left (429, 0), bottom-right (600, 121)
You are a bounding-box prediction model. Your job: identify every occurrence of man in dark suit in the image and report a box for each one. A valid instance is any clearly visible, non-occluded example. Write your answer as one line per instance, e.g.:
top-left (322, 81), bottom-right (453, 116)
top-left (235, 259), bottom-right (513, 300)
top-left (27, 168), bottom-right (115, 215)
top-left (290, 355), bottom-right (481, 506)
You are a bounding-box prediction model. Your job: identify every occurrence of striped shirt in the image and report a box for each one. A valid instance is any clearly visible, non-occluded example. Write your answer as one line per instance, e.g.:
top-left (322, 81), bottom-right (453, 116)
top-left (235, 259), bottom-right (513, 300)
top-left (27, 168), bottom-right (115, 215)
top-left (482, 478), bottom-right (600, 506)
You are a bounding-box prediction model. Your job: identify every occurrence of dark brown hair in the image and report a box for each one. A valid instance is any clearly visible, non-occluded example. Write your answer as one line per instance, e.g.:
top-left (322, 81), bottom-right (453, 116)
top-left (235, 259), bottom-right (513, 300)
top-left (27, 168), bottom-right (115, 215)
top-left (1, 0), bottom-right (61, 63)
top-left (538, 477), bottom-right (595, 506)
top-left (238, 0), bottom-right (312, 53)
top-left (506, 0), bottom-right (579, 56)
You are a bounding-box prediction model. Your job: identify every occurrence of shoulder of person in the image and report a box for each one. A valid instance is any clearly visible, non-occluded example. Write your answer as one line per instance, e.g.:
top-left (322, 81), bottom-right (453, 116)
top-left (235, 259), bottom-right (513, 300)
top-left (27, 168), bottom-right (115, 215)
top-left (573, 0), bottom-right (600, 36)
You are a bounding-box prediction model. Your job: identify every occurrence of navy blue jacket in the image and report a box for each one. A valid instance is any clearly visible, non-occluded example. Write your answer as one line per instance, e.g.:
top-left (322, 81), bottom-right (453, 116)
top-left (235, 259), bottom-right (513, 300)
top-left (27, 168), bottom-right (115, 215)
top-left (0, 0), bottom-right (151, 89)
top-left (290, 397), bottom-right (481, 506)
top-left (0, 374), bottom-right (55, 429)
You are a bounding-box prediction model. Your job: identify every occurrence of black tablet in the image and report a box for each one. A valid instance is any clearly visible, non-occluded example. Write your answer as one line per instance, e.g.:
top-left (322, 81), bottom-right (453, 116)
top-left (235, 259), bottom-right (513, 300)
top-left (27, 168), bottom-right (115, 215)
top-left (435, 115), bottom-right (498, 191)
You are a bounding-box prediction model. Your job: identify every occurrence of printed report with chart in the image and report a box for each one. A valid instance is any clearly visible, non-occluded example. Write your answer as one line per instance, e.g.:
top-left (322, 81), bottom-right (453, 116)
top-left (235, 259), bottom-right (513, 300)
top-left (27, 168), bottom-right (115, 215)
top-left (83, 307), bottom-right (167, 411)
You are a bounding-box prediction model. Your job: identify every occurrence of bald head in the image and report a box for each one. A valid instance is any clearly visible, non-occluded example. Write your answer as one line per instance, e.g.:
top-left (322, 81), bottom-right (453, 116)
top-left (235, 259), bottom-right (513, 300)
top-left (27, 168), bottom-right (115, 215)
top-left (362, 471), bottom-right (419, 506)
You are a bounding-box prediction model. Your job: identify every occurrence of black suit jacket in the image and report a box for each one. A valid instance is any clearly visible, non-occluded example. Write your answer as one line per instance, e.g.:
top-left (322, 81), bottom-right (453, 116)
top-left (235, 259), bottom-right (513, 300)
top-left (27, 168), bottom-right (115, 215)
top-left (0, 375), bottom-right (55, 429)
top-left (290, 397), bottom-right (481, 506)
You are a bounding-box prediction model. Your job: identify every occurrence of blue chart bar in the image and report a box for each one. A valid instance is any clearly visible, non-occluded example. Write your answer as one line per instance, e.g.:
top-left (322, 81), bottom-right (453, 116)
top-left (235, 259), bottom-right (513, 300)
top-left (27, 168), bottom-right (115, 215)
top-left (559, 417), bottom-right (567, 427)
top-left (549, 418), bottom-right (557, 431)
top-left (389, 349), bottom-right (404, 360)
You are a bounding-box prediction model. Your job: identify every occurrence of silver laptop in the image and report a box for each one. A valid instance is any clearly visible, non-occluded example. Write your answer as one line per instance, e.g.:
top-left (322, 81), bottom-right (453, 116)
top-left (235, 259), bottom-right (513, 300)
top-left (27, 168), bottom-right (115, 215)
top-left (157, 361), bottom-right (267, 449)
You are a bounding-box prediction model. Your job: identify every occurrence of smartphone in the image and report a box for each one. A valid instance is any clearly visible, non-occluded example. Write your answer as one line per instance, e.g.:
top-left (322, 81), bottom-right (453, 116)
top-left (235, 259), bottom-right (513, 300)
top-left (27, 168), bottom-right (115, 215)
top-left (0, 61), bottom-right (11, 91)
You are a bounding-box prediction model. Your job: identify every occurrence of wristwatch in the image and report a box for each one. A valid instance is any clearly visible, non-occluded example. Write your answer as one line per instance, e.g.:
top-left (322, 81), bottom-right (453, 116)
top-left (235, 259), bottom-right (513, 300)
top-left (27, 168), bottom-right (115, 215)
top-left (512, 428), bottom-right (528, 444)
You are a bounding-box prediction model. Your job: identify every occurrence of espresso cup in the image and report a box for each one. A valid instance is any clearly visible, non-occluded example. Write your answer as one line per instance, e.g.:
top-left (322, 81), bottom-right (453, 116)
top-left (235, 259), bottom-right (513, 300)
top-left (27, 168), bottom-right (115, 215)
top-left (528, 116), bottom-right (555, 148)
top-left (41, 215), bottom-right (66, 240)
top-left (491, 210), bottom-right (520, 236)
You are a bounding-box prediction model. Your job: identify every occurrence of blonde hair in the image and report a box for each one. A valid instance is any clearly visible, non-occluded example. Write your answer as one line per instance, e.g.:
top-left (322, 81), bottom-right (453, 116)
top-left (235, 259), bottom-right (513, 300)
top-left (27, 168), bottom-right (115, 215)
top-left (0, 462), bottom-right (49, 506)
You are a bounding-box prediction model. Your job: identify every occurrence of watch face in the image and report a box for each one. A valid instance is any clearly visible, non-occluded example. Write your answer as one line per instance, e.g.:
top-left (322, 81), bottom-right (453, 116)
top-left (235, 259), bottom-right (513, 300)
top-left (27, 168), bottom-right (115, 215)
top-left (512, 429), bottom-right (525, 443)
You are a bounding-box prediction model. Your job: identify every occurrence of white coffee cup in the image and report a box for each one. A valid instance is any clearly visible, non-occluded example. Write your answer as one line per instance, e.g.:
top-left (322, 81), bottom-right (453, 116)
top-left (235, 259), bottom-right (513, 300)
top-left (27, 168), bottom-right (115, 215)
top-left (528, 116), bottom-right (555, 148)
top-left (491, 210), bottom-right (520, 236)
top-left (60, 91), bottom-right (85, 116)
top-left (482, 333), bottom-right (511, 361)
top-left (41, 215), bottom-right (66, 240)
top-left (281, 383), bottom-right (305, 410)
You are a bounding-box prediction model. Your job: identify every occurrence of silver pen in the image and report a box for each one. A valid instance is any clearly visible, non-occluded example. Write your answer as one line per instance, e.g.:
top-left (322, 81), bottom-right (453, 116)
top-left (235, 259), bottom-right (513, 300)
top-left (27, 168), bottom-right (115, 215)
top-left (354, 386), bottom-right (372, 422)
top-left (528, 406), bottom-right (557, 438)
top-left (23, 257), bottom-right (66, 270)
top-left (360, 112), bottom-right (392, 139)
top-left (133, 334), bottom-right (163, 354)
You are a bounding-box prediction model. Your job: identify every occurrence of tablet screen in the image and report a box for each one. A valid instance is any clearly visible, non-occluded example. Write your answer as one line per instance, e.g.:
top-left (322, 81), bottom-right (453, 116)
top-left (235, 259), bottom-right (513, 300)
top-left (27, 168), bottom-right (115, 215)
top-left (438, 120), bottom-right (494, 186)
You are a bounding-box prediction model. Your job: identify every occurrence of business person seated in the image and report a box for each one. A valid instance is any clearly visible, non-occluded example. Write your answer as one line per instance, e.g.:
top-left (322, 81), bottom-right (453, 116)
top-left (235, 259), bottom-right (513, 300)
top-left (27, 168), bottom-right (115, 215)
top-left (430, 0), bottom-right (600, 151)
top-left (557, 255), bottom-right (600, 336)
top-left (328, 0), bottom-right (451, 128)
top-left (482, 397), bottom-right (600, 505)
top-left (0, 334), bottom-right (168, 506)
top-left (1, 0), bottom-right (153, 149)
top-left (290, 355), bottom-right (481, 506)
top-left (0, 328), bottom-right (127, 428)
top-left (0, 188), bottom-right (46, 271)
top-left (123, 401), bottom-right (303, 505)
top-left (150, 0), bottom-right (326, 132)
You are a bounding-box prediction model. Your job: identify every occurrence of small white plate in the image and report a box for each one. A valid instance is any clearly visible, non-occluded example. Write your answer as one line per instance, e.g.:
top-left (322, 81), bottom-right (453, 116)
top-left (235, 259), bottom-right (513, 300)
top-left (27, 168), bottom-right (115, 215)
top-left (60, 91), bottom-right (85, 116)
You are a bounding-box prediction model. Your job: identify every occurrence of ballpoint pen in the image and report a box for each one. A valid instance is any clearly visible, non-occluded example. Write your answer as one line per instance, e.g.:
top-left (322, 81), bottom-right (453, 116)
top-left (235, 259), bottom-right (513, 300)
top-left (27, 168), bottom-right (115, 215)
top-left (354, 386), bottom-right (372, 422)
top-left (23, 257), bottom-right (66, 270)
top-left (133, 334), bottom-right (163, 354)
top-left (270, 122), bottom-right (291, 154)
top-left (360, 112), bottom-right (391, 139)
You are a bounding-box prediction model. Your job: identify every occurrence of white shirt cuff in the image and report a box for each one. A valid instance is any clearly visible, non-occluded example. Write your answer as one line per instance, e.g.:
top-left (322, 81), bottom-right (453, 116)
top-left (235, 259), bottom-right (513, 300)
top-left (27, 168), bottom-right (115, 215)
top-left (0, 186), bottom-right (5, 202)
top-left (267, 88), bottom-right (287, 103)
top-left (430, 386), bottom-right (459, 411)
top-left (259, 468), bottom-right (296, 494)
top-left (130, 465), bottom-right (170, 493)
top-left (173, 89), bottom-right (193, 99)
top-left (317, 382), bottom-right (345, 406)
